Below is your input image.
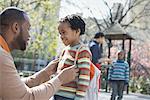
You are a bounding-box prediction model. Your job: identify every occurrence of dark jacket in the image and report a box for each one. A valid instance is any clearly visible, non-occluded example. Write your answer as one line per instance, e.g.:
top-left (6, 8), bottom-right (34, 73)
top-left (89, 40), bottom-right (103, 64)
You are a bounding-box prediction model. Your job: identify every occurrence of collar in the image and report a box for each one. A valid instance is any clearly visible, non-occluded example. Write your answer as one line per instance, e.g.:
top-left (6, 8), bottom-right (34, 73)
top-left (117, 60), bottom-right (124, 63)
top-left (0, 35), bottom-right (10, 53)
top-left (93, 40), bottom-right (99, 44)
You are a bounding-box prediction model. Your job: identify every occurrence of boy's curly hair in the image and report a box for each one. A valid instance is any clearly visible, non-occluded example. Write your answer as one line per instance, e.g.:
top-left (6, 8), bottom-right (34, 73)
top-left (60, 14), bottom-right (86, 35)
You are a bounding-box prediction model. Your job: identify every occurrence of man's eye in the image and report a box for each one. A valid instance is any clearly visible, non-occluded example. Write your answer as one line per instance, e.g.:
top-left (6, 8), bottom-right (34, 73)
top-left (28, 27), bottom-right (31, 31)
top-left (60, 32), bottom-right (65, 35)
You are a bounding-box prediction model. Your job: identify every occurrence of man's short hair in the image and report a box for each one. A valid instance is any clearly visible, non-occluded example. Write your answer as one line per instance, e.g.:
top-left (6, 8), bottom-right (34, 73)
top-left (94, 32), bottom-right (104, 39)
top-left (0, 7), bottom-right (26, 32)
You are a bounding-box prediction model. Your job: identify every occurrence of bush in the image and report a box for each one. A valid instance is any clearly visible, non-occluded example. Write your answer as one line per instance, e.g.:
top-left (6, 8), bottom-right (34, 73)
top-left (140, 80), bottom-right (150, 95)
top-left (129, 77), bottom-right (150, 95)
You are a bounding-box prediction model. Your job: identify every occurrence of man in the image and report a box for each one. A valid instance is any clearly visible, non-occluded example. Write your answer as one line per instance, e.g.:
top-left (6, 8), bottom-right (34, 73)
top-left (89, 32), bottom-right (111, 90)
top-left (89, 32), bottom-right (105, 68)
top-left (0, 7), bottom-right (79, 100)
top-left (108, 50), bottom-right (129, 100)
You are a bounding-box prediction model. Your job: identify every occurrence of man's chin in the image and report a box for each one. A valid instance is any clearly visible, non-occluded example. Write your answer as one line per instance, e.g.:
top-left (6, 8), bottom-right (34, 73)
top-left (63, 42), bottom-right (69, 46)
top-left (20, 48), bottom-right (26, 51)
top-left (20, 46), bottom-right (26, 51)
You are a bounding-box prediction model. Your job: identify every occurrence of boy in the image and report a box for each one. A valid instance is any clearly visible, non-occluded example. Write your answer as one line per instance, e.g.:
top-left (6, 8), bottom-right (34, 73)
top-left (54, 15), bottom-right (91, 100)
top-left (108, 50), bottom-right (129, 100)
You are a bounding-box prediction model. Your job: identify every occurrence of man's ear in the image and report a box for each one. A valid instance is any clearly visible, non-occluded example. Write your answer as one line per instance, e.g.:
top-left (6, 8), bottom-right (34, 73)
top-left (11, 22), bottom-right (20, 35)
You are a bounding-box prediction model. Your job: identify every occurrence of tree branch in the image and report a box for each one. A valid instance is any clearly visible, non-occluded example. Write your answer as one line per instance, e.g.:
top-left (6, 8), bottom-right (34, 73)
top-left (15, 0), bottom-right (21, 7)
top-left (10, 0), bottom-right (14, 6)
top-left (88, 8), bottom-right (102, 31)
top-left (118, 0), bottom-right (146, 23)
top-left (114, 3), bottom-right (122, 22)
top-left (98, 24), bottom-right (107, 30)
top-left (121, 1), bottom-right (150, 29)
top-left (103, 0), bottom-right (113, 24)
top-left (121, 13), bottom-right (143, 28)
top-left (40, 13), bottom-right (46, 35)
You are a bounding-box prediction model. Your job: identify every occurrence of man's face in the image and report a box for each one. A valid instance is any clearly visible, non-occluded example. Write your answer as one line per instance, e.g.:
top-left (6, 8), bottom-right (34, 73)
top-left (98, 36), bottom-right (105, 44)
top-left (13, 14), bottom-right (31, 51)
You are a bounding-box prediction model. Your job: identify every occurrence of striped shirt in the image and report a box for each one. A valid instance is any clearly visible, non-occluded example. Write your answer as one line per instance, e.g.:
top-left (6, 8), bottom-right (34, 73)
top-left (108, 60), bottom-right (129, 82)
top-left (56, 44), bottom-right (91, 99)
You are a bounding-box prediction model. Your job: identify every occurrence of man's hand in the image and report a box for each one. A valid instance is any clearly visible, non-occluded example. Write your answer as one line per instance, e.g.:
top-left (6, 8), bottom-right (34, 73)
top-left (44, 59), bottom-right (59, 76)
top-left (99, 58), bottom-right (112, 64)
top-left (57, 65), bottom-right (79, 85)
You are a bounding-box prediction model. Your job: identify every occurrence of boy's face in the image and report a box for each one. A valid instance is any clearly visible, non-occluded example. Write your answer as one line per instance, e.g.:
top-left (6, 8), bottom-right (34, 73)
top-left (118, 51), bottom-right (125, 60)
top-left (58, 22), bottom-right (80, 46)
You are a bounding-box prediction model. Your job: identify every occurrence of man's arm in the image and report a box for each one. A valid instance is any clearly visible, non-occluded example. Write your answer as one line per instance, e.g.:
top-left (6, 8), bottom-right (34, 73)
top-left (1, 52), bottom-right (78, 100)
top-left (1, 53), bottom-right (61, 100)
top-left (23, 59), bottom-right (59, 87)
top-left (22, 69), bottom-right (52, 88)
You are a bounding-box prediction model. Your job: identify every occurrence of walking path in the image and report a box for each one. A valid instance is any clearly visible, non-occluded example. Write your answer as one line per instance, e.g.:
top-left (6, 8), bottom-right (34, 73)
top-left (98, 91), bottom-right (150, 100)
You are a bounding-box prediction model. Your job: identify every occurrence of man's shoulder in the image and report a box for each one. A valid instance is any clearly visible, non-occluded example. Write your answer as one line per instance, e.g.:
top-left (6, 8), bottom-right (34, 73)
top-left (0, 46), bottom-right (3, 55)
top-left (89, 41), bottom-right (97, 47)
top-left (0, 49), bottom-right (15, 75)
top-left (0, 46), bottom-right (13, 64)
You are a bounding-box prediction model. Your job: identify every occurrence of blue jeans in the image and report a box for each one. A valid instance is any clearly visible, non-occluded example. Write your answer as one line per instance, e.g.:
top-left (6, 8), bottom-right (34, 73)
top-left (110, 80), bottom-right (125, 100)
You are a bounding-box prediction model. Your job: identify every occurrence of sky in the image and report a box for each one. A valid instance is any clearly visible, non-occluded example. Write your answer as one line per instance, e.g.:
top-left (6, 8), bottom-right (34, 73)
top-left (59, 0), bottom-right (125, 19)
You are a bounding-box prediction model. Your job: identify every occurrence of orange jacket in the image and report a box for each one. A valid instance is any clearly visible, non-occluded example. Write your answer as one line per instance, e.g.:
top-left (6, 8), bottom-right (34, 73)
top-left (0, 35), bottom-right (10, 53)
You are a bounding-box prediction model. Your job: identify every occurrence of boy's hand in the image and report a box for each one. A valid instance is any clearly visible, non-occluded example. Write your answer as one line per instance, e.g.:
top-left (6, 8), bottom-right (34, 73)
top-left (57, 65), bottom-right (79, 84)
top-left (125, 81), bottom-right (129, 85)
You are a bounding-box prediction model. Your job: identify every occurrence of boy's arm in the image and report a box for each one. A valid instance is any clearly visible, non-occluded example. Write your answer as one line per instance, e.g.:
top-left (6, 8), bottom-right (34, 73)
top-left (125, 62), bottom-right (130, 83)
top-left (107, 61), bottom-right (114, 81)
top-left (108, 65), bottom-right (113, 80)
top-left (75, 49), bottom-right (91, 100)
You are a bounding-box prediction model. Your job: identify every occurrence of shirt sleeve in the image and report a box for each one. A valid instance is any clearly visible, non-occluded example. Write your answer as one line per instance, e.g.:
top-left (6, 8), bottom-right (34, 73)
top-left (22, 69), bottom-right (51, 88)
top-left (125, 62), bottom-right (129, 82)
top-left (108, 63), bottom-right (114, 80)
top-left (1, 52), bottom-right (62, 100)
top-left (74, 47), bottom-right (91, 100)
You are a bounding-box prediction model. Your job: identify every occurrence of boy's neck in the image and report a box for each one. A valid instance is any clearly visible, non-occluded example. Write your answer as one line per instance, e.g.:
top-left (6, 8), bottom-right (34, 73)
top-left (70, 41), bottom-right (80, 47)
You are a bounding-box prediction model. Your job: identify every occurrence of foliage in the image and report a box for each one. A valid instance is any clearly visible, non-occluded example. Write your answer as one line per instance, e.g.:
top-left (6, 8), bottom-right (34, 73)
top-left (0, 0), bottom-right (60, 59)
top-left (140, 79), bottom-right (150, 95)
top-left (129, 76), bottom-right (150, 95)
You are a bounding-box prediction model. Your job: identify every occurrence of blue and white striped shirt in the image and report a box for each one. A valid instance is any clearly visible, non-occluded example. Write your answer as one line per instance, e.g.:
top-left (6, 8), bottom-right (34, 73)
top-left (108, 60), bottom-right (129, 82)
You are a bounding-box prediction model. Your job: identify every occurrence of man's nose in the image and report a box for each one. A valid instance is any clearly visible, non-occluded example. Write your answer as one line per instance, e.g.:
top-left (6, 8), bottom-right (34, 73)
top-left (28, 32), bottom-right (31, 38)
top-left (60, 34), bottom-right (64, 39)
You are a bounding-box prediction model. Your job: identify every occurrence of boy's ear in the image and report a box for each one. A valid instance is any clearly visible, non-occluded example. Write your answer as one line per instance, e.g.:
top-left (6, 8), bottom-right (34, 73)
top-left (76, 29), bottom-right (81, 35)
